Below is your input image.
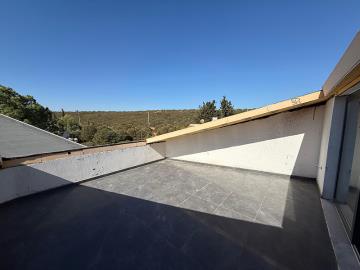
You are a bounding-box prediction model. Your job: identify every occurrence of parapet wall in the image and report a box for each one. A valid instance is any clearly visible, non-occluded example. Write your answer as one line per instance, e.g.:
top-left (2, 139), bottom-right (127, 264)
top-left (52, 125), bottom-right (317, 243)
top-left (165, 105), bottom-right (325, 178)
top-left (0, 142), bottom-right (165, 203)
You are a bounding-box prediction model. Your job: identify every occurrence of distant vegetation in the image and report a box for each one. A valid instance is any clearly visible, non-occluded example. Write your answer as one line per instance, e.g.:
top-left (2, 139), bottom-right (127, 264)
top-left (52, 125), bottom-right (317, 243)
top-left (56, 110), bottom-right (199, 144)
top-left (1, 85), bottom-right (249, 146)
top-left (197, 96), bottom-right (239, 122)
top-left (0, 85), bottom-right (57, 131)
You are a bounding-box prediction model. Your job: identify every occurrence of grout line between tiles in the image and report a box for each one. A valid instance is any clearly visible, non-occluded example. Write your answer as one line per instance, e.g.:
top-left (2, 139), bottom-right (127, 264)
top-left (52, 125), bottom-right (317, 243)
top-left (178, 182), bottom-right (210, 206)
top-left (212, 191), bottom-right (233, 214)
top-left (253, 193), bottom-right (267, 222)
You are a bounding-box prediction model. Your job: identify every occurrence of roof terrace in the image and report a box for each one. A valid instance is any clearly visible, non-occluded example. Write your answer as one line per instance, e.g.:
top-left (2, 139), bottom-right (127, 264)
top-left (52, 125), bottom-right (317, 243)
top-left (0, 159), bottom-right (336, 269)
top-left (1, 31), bottom-right (360, 270)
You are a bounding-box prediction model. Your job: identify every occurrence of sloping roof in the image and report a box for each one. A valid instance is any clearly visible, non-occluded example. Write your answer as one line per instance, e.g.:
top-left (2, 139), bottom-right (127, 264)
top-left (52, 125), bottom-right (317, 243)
top-left (0, 114), bottom-right (84, 158)
top-left (147, 90), bottom-right (325, 143)
top-left (323, 31), bottom-right (360, 96)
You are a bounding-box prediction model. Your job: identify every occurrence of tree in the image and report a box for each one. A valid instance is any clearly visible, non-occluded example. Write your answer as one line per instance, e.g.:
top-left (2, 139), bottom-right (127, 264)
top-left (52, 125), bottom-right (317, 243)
top-left (56, 114), bottom-right (81, 138)
top-left (119, 133), bottom-right (133, 142)
top-left (125, 124), bottom-right (137, 139)
top-left (198, 100), bottom-right (218, 123)
top-left (92, 126), bottom-right (122, 145)
top-left (220, 96), bottom-right (235, 118)
top-left (0, 85), bottom-right (56, 131)
top-left (80, 123), bottom-right (97, 142)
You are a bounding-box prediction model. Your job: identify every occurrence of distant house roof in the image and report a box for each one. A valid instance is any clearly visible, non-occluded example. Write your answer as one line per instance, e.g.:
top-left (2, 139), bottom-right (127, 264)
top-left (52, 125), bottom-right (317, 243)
top-left (0, 114), bottom-right (84, 158)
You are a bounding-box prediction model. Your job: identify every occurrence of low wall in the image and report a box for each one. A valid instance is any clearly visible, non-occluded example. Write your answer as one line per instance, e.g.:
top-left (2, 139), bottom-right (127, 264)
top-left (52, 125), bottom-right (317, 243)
top-left (0, 142), bottom-right (165, 203)
top-left (165, 105), bottom-right (325, 178)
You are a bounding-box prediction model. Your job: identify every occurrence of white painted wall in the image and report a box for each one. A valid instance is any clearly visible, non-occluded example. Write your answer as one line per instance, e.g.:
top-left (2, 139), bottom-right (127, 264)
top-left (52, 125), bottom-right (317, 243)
top-left (166, 105), bottom-right (325, 178)
top-left (317, 98), bottom-right (336, 195)
top-left (0, 143), bottom-right (165, 203)
top-left (317, 97), bottom-right (347, 199)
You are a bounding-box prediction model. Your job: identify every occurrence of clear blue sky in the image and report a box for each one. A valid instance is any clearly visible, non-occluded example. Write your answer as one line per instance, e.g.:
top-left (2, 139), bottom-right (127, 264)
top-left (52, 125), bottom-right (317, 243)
top-left (1, 0), bottom-right (359, 111)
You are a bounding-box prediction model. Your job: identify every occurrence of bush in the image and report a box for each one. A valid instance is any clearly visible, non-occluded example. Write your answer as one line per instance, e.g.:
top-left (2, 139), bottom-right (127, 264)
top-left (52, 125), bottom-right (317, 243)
top-left (92, 126), bottom-right (122, 145)
top-left (56, 114), bottom-right (81, 138)
top-left (80, 123), bottom-right (97, 142)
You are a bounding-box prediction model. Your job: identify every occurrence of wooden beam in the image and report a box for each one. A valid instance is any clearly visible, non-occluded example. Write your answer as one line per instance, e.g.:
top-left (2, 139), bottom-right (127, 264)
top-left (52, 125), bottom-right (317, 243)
top-left (333, 61), bottom-right (360, 96)
top-left (146, 91), bottom-right (325, 143)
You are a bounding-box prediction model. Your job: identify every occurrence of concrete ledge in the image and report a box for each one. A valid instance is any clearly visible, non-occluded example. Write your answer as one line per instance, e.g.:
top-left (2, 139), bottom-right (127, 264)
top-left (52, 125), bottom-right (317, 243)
top-left (321, 199), bottom-right (360, 270)
top-left (1, 141), bottom-right (147, 169)
top-left (0, 143), bottom-right (165, 203)
top-left (0, 158), bottom-right (165, 206)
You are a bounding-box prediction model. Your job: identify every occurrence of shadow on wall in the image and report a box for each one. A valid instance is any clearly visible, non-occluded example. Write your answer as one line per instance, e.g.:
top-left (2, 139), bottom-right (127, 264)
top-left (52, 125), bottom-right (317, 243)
top-left (0, 143), bottom-right (166, 203)
top-left (165, 105), bottom-right (325, 178)
top-left (0, 164), bottom-right (336, 270)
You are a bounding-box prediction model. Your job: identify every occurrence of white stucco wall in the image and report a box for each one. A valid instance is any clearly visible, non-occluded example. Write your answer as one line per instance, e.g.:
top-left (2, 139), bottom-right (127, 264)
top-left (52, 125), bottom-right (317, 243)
top-left (0, 143), bottom-right (165, 203)
top-left (317, 97), bottom-right (347, 199)
top-left (317, 98), bottom-right (335, 195)
top-left (166, 105), bottom-right (325, 178)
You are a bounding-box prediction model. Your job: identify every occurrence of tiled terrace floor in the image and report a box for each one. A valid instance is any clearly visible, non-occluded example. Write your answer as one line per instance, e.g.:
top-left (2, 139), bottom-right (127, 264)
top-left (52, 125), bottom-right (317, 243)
top-left (0, 159), bottom-right (337, 269)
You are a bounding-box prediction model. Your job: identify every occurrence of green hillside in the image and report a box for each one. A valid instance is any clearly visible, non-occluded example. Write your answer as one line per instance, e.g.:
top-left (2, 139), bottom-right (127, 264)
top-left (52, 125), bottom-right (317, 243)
top-left (56, 110), bottom-right (199, 140)
top-left (1, 84), bottom-right (249, 146)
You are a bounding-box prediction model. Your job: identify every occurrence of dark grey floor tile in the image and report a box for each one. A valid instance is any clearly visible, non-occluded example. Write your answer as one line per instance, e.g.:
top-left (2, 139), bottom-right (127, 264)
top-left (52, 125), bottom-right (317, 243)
top-left (254, 208), bottom-right (284, 227)
top-left (148, 184), bottom-right (192, 206)
top-left (0, 159), bottom-right (337, 270)
top-left (180, 195), bottom-right (218, 214)
top-left (214, 206), bottom-right (254, 222)
top-left (193, 183), bottom-right (231, 205)
top-left (221, 192), bottom-right (260, 219)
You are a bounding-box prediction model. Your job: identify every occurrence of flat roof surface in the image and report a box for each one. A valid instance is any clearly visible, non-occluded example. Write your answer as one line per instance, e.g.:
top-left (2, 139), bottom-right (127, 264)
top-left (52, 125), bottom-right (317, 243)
top-left (0, 114), bottom-right (83, 158)
top-left (0, 159), bottom-right (336, 269)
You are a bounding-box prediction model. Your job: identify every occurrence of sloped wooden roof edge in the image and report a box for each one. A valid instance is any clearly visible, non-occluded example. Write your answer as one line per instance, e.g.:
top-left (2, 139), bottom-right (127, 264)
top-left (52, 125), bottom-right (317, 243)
top-left (331, 61), bottom-right (360, 96)
top-left (323, 31), bottom-right (360, 96)
top-left (146, 90), bottom-right (325, 143)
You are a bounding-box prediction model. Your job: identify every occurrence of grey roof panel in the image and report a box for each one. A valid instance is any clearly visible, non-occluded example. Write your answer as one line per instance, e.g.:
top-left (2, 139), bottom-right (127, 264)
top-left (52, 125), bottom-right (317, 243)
top-left (0, 114), bottom-right (84, 158)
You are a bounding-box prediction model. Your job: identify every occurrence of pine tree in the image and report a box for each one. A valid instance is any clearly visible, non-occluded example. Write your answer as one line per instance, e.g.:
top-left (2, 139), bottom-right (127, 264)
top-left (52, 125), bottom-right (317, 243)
top-left (220, 96), bottom-right (234, 118)
top-left (198, 100), bottom-right (218, 123)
